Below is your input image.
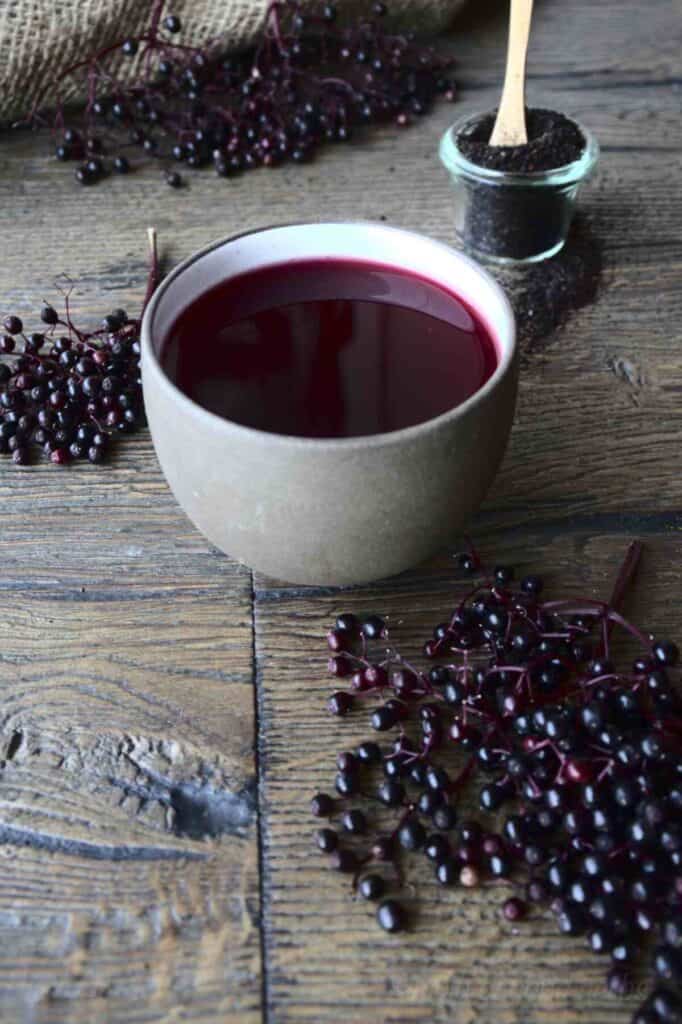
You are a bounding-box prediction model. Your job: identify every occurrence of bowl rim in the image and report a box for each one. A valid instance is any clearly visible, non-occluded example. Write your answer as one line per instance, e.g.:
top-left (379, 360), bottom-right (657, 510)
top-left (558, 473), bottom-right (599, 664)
top-left (439, 110), bottom-right (600, 188)
top-left (141, 221), bottom-right (517, 451)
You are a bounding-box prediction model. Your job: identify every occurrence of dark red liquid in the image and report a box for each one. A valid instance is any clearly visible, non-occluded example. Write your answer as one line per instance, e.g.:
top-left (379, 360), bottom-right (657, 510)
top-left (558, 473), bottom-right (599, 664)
top-left (161, 258), bottom-right (497, 438)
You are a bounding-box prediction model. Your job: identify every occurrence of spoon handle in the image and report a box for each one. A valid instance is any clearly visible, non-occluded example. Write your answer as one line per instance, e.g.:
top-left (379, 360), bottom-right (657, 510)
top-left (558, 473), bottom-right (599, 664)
top-left (490, 0), bottom-right (534, 147)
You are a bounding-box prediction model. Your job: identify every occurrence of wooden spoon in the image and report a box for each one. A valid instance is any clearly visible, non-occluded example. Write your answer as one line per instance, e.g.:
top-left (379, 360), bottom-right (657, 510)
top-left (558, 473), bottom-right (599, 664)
top-left (490, 0), bottom-right (535, 147)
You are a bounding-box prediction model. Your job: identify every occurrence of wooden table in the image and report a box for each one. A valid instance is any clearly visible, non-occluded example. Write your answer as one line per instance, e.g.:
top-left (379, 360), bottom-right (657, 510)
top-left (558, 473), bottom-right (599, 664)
top-left (1, 1), bottom-right (681, 1020)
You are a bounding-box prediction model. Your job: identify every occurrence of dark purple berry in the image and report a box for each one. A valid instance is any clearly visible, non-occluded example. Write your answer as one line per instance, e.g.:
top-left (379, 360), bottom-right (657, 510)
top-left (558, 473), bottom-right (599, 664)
top-left (432, 805), bottom-right (458, 831)
top-left (606, 968), bottom-right (631, 996)
top-left (436, 858), bottom-right (458, 885)
top-left (341, 809), bottom-right (367, 835)
top-left (502, 898), bottom-right (527, 922)
top-left (311, 793), bottom-right (334, 817)
top-left (456, 552), bottom-right (477, 573)
top-left (521, 574), bottom-right (544, 595)
top-left (40, 305), bottom-right (59, 325)
top-left (357, 741), bottom-right (381, 764)
top-left (328, 691), bottom-right (353, 715)
top-left (3, 316), bottom-right (22, 334)
top-left (335, 613), bottom-right (359, 633)
top-left (377, 900), bottom-right (405, 932)
top-left (358, 874), bottom-right (384, 900)
top-left (424, 834), bottom-right (450, 863)
top-left (398, 819), bottom-right (426, 851)
top-left (377, 779), bottom-right (404, 807)
top-left (330, 848), bottom-right (358, 873)
top-left (315, 828), bottom-right (338, 853)
top-left (335, 771), bottom-right (358, 796)
top-left (362, 615), bottom-right (386, 640)
top-left (653, 639), bottom-right (679, 666)
top-left (371, 705), bottom-right (396, 731)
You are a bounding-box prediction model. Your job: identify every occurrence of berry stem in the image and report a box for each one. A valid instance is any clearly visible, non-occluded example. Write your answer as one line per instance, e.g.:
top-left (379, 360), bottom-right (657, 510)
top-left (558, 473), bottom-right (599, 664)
top-left (142, 226), bottom-right (160, 315)
top-left (609, 540), bottom-right (643, 615)
top-left (600, 540), bottom-right (643, 657)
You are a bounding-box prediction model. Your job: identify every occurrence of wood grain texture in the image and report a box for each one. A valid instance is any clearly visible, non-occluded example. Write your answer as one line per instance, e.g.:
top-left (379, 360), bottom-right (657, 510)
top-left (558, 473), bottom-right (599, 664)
top-left (0, 0), bottom-right (681, 1021)
top-left (0, 474), bottom-right (261, 1024)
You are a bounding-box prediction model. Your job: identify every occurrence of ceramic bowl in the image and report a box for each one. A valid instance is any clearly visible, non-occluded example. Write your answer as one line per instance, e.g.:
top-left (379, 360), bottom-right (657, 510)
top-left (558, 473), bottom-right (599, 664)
top-left (141, 222), bottom-right (517, 585)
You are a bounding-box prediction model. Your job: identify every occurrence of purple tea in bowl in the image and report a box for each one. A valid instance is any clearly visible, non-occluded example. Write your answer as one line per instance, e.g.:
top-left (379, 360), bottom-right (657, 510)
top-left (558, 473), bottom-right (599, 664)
top-left (161, 257), bottom-right (498, 439)
top-left (142, 222), bottom-right (517, 585)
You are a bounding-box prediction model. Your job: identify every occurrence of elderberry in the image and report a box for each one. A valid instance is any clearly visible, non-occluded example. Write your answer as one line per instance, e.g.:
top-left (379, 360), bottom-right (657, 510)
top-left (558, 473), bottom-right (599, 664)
top-left (358, 874), bottom-right (384, 900)
top-left (436, 858), bottom-right (458, 885)
top-left (398, 819), bottom-right (426, 851)
top-left (341, 809), bottom-right (367, 835)
top-left (0, 249), bottom-right (153, 467)
top-left (357, 741), bottom-right (381, 764)
top-left (328, 691), bottom-right (353, 715)
top-left (502, 898), bottom-right (527, 922)
top-left (330, 848), bottom-right (358, 873)
top-left (39, 2), bottom-right (455, 189)
top-left (371, 705), bottom-right (396, 731)
top-left (315, 828), bottom-right (338, 852)
top-left (309, 541), bottom-right (682, 1017)
top-left (376, 900), bottom-right (405, 932)
top-left (311, 793), bottom-right (334, 817)
top-left (362, 615), bottom-right (386, 640)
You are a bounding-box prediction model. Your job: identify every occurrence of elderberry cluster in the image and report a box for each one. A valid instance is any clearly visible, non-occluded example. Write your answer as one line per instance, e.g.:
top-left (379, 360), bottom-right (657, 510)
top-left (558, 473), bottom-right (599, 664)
top-left (0, 306), bottom-right (143, 466)
top-left (0, 234), bottom-right (159, 467)
top-left (312, 546), bottom-right (682, 1024)
top-left (37, 0), bottom-right (455, 188)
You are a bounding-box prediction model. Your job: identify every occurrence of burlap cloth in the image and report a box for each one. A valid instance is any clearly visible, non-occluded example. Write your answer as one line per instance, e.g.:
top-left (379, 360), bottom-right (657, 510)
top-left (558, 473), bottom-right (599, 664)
top-left (0, 0), bottom-right (466, 125)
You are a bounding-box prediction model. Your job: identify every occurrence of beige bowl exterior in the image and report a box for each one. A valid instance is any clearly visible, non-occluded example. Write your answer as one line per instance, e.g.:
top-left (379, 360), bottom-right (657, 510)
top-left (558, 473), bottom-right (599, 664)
top-left (141, 223), bottom-right (517, 585)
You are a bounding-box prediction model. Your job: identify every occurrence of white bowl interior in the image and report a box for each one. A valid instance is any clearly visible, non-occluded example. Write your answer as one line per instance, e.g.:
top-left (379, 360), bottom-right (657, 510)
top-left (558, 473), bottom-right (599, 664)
top-left (149, 223), bottom-right (515, 377)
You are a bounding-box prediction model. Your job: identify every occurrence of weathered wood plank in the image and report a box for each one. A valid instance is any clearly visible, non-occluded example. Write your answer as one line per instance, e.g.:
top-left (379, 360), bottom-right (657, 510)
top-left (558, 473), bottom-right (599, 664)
top-left (0, 293), bottom-right (260, 1020)
top-left (455, 0), bottom-right (682, 82)
top-left (0, 494), bottom-right (261, 1023)
top-left (249, 0), bottom-right (682, 1020)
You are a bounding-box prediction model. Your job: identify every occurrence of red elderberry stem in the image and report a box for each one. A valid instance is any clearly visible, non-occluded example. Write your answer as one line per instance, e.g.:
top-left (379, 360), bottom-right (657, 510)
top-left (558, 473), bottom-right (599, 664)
top-left (600, 540), bottom-right (643, 656)
top-left (265, 1), bottom-right (287, 51)
top-left (318, 76), bottom-right (359, 97)
top-left (143, 0), bottom-right (167, 79)
top-left (29, 36), bottom-right (150, 123)
top-left (605, 608), bottom-right (651, 648)
top-left (141, 227), bottom-right (160, 315)
top-left (609, 540), bottom-right (643, 615)
top-left (542, 599), bottom-right (608, 614)
top-left (55, 281), bottom-right (87, 343)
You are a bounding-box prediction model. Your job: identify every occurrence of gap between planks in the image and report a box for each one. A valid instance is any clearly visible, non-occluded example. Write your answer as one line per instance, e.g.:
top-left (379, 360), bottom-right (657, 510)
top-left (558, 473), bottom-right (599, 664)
top-left (251, 566), bottom-right (272, 1024)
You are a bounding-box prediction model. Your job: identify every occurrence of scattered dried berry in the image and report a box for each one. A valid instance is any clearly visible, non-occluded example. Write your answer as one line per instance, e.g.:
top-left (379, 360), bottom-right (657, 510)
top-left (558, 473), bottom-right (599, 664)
top-left (457, 108), bottom-right (584, 174)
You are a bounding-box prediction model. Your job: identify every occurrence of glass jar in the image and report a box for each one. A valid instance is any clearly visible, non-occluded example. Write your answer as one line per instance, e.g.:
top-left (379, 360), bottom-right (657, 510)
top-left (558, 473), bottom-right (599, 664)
top-left (439, 111), bottom-right (600, 265)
